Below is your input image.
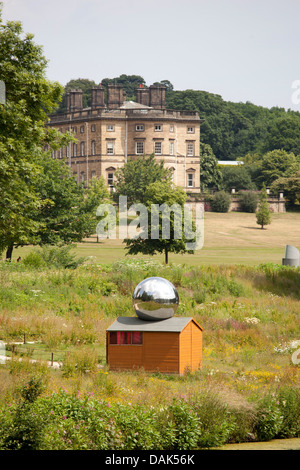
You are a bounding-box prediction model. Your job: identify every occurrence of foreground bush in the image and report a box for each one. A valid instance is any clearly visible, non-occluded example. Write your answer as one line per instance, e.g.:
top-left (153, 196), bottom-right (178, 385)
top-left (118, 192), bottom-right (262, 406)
top-left (0, 381), bottom-right (299, 450)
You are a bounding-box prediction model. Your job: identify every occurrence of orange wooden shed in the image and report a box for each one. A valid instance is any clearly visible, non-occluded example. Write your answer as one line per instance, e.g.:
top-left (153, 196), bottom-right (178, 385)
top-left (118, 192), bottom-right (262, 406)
top-left (106, 316), bottom-right (203, 374)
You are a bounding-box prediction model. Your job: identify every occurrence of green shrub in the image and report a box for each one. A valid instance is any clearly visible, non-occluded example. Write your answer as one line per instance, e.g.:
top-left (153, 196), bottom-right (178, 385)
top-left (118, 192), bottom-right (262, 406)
top-left (227, 279), bottom-right (245, 297)
top-left (99, 280), bottom-right (117, 296)
top-left (193, 288), bottom-right (207, 304)
top-left (255, 394), bottom-right (283, 441)
top-left (1, 376), bottom-right (47, 450)
top-left (23, 251), bottom-right (46, 268)
top-left (23, 245), bottom-right (86, 269)
top-left (210, 191), bottom-right (231, 213)
top-left (2, 404), bottom-right (47, 450)
top-left (0, 388), bottom-right (299, 450)
top-left (277, 388), bottom-right (300, 438)
top-left (62, 348), bottom-right (99, 377)
top-left (192, 393), bottom-right (235, 448)
top-left (168, 398), bottom-right (201, 450)
top-left (227, 408), bottom-right (256, 443)
top-left (19, 376), bottom-right (46, 404)
top-left (240, 191), bottom-right (259, 213)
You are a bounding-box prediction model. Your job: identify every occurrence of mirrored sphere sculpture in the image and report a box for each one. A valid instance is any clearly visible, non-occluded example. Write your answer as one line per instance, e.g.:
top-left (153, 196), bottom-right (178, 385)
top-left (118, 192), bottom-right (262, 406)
top-left (133, 277), bottom-right (179, 321)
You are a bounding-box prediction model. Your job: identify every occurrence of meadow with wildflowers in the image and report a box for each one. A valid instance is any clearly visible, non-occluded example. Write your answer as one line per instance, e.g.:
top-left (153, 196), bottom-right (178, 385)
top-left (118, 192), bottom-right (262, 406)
top-left (0, 251), bottom-right (299, 449)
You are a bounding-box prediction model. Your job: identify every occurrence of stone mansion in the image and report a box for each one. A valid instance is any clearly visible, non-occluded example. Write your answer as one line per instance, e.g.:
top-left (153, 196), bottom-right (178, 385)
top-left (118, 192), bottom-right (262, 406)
top-left (46, 84), bottom-right (203, 193)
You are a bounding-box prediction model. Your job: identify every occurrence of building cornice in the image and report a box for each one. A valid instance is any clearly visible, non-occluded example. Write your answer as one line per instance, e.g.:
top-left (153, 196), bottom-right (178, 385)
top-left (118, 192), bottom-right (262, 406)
top-left (46, 108), bottom-right (204, 126)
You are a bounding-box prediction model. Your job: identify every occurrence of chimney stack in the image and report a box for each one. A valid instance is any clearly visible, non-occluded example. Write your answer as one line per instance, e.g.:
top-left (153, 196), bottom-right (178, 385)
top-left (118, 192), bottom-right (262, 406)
top-left (91, 85), bottom-right (105, 109)
top-left (149, 85), bottom-right (166, 109)
top-left (136, 86), bottom-right (150, 107)
top-left (107, 84), bottom-right (124, 109)
top-left (67, 89), bottom-right (83, 112)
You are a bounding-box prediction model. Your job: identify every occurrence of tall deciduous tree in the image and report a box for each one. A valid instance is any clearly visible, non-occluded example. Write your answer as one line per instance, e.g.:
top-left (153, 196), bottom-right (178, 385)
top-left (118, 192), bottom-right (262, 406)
top-left (220, 165), bottom-right (256, 192)
top-left (124, 180), bottom-right (196, 264)
top-left (256, 149), bottom-right (300, 187)
top-left (113, 154), bottom-right (171, 207)
top-left (30, 154), bottom-right (111, 245)
top-left (271, 171), bottom-right (300, 206)
top-left (200, 143), bottom-right (222, 190)
top-left (0, 9), bottom-right (67, 258)
top-left (0, 11), bottom-right (108, 259)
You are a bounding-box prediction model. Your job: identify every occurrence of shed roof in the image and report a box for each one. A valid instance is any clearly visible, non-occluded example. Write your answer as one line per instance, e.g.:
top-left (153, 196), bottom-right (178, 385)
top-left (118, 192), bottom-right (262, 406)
top-left (107, 316), bottom-right (203, 333)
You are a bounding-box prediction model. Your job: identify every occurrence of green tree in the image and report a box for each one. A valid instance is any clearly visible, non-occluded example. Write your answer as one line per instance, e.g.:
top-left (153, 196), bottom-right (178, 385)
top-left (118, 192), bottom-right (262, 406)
top-left (220, 165), bottom-right (256, 192)
top-left (256, 185), bottom-right (271, 229)
top-left (101, 74), bottom-right (146, 101)
top-left (200, 143), bottom-right (222, 190)
top-left (261, 115), bottom-right (300, 155)
top-left (55, 78), bottom-right (97, 114)
top-left (30, 154), bottom-right (111, 246)
top-left (0, 9), bottom-right (68, 259)
top-left (152, 80), bottom-right (174, 92)
top-left (113, 154), bottom-right (171, 206)
top-left (124, 181), bottom-right (196, 264)
top-left (241, 152), bottom-right (263, 185)
top-left (254, 149), bottom-right (300, 187)
top-left (271, 171), bottom-right (300, 206)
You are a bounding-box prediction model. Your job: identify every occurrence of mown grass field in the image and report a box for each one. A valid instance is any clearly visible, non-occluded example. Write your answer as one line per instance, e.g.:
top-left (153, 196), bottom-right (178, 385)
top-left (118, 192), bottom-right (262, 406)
top-left (10, 211), bottom-right (300, 265)
top-left (0, 211), bottom-right (299, 449)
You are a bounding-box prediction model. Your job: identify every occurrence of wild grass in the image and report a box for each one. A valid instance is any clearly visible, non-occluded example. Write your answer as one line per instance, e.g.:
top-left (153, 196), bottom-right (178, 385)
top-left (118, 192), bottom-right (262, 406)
top-left (0, 251), bottom-right (299, 448)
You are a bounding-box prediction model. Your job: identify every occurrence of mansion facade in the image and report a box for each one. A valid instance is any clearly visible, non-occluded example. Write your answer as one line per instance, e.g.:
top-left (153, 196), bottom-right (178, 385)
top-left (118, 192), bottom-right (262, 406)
top-left (46, 84), bottom-right (203, 193)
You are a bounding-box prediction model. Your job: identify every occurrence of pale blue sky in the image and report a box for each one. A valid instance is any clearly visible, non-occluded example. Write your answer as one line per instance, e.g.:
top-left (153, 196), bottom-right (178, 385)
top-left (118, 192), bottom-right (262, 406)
top-left (2, 0), bottom-right (300, 111)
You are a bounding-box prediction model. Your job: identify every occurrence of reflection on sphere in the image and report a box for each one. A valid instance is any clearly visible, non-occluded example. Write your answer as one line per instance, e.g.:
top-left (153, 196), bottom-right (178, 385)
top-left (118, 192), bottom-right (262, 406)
top-left (133, 277), bottom-right (179, 321)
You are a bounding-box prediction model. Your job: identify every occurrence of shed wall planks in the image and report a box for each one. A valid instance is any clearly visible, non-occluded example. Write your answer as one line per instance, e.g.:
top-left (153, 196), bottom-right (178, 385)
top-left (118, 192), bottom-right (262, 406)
top-left (106, 318), bottom-right (203, 374)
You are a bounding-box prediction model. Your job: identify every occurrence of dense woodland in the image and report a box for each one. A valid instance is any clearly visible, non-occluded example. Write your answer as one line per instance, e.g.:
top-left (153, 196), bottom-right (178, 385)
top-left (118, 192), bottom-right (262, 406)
top-left (55, 75), bottom-right (300, 161)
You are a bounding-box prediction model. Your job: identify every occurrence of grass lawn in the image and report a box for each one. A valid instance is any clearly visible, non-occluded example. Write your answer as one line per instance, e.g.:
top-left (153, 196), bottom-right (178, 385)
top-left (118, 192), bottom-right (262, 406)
top-left (10, 211), bottom-right (300, 266)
